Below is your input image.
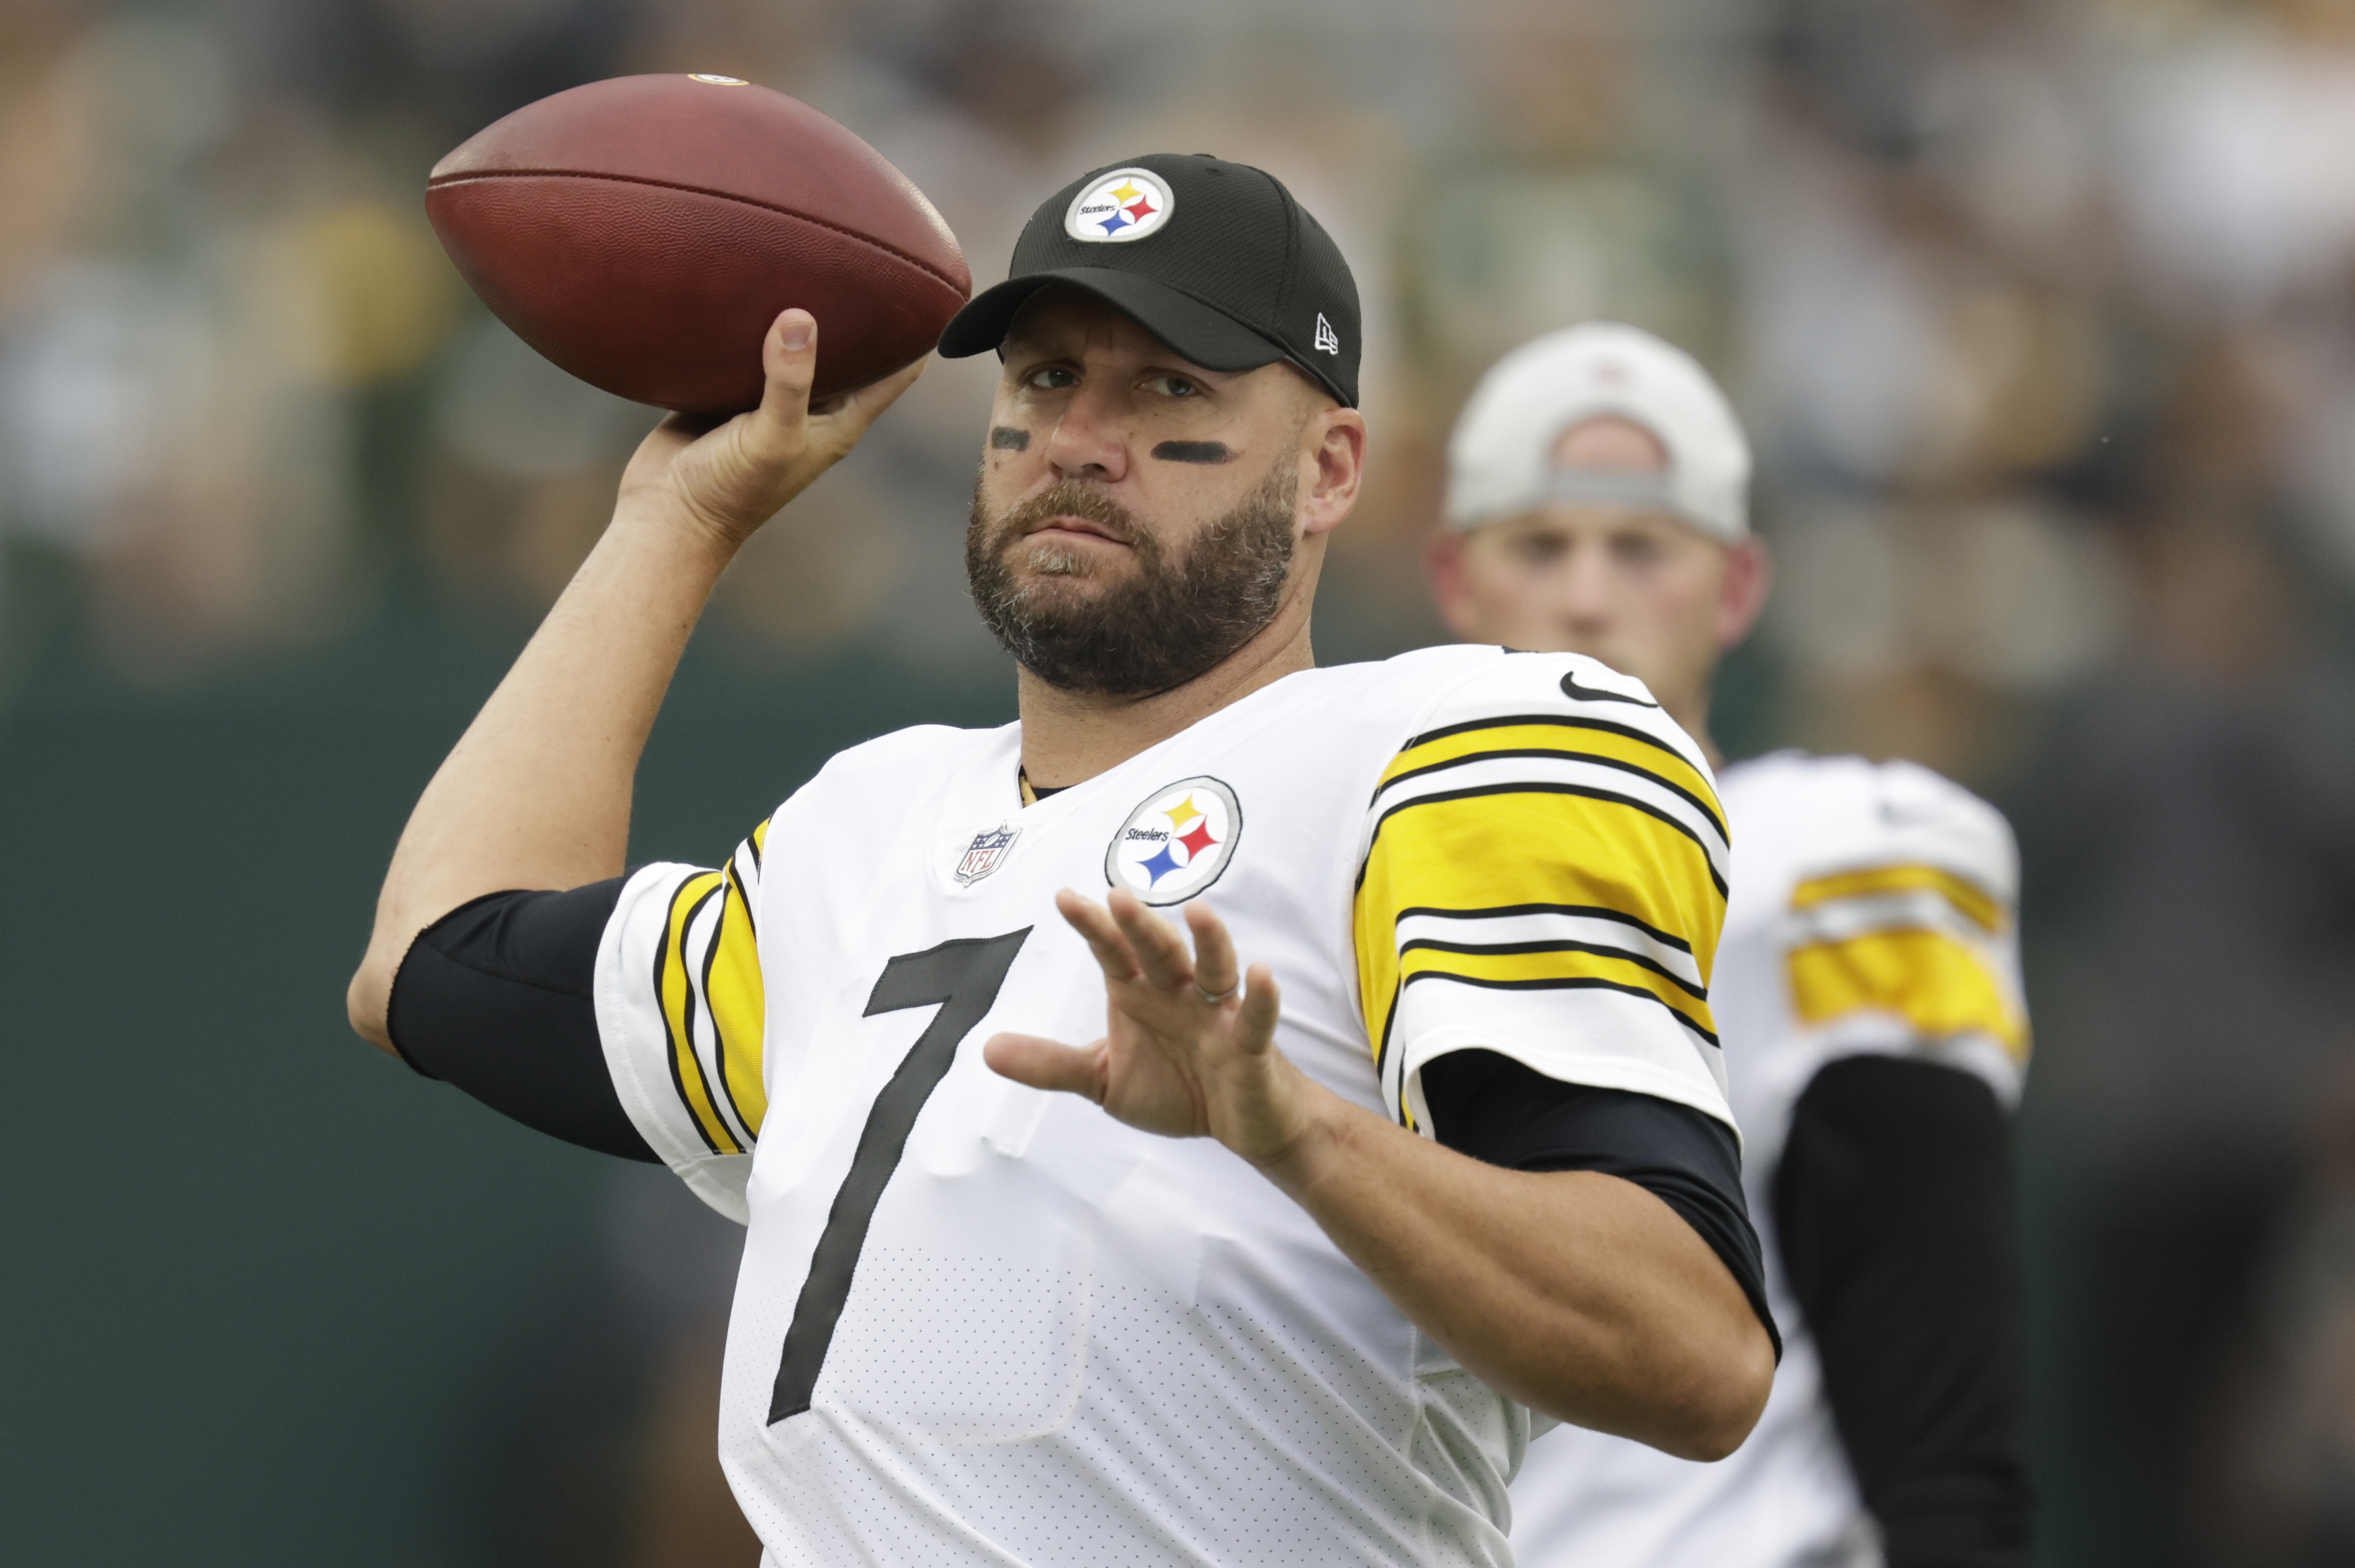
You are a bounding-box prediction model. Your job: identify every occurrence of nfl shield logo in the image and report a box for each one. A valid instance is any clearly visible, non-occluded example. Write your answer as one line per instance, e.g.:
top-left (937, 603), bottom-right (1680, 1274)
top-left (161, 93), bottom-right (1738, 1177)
top-left (954, 822), bottom-right (1021, 886)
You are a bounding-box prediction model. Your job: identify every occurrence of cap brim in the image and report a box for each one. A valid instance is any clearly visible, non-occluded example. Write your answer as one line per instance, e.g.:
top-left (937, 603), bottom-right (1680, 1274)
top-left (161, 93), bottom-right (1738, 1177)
top-left (937, 267), bottom-right (1288, 374)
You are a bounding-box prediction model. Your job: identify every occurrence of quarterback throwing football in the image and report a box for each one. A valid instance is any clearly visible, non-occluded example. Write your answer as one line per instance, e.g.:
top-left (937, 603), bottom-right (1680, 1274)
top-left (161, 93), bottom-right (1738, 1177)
top-left (1426, 324), bottom-right (2033, 1568)
top-left (349, 157), bottom-right (1776, 1566)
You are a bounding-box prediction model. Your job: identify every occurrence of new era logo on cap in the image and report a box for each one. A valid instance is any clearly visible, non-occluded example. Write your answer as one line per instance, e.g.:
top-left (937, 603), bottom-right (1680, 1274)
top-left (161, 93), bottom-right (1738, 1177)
top-left (1314, 313), bottom-right (1340, 354)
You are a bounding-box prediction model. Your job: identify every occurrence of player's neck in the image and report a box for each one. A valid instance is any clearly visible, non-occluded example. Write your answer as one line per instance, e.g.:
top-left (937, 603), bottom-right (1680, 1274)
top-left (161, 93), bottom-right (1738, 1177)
top-left (1667, 690), bottom-right (1723, 772)
top-left (1015, 592), bottom-right (1318, 790)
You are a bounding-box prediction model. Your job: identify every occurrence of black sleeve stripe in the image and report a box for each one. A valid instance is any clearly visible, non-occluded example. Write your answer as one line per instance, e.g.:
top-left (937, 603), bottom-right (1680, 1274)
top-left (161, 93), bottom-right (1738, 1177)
top-left (1395, 901), bottom-right (1694, 955)
top-left (1398, 967), bottom-right (1722, 1049)
top-left (1360, 781), bottom-right (1731, 899)
top-left (1375, 742), bottom-right (1729, 843)
top-left (653, 877), bottom-right (728, 1157)
top-left (730, 848), bottom-right (760, 941)
top-left (1400, 936), bottom-right (1710, 1002)
top-left (1400, 711), bottom-right (1700, 768)
top-left (701, 869), bottom-right (758, 1148)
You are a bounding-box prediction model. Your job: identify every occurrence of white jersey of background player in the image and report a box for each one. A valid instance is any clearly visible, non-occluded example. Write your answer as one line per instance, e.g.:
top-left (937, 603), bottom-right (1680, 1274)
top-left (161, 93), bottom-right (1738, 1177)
top-left (348, 156), bottom-right (1776, 1567)
top-left (1428, 324), bottom-right (2033, 1568)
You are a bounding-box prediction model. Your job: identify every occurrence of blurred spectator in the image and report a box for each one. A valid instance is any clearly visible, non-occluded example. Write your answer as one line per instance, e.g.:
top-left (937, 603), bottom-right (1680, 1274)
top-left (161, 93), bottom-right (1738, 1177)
top-left (2007, 341), bottom-right (2355, 1566)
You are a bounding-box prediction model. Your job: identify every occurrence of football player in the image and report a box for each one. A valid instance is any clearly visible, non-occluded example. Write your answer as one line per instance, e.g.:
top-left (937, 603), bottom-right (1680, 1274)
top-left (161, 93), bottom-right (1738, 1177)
top-left (1428, 323), bottom-right (2032, 1568)
top-left (347, 157), bottom-right (1777, 1567)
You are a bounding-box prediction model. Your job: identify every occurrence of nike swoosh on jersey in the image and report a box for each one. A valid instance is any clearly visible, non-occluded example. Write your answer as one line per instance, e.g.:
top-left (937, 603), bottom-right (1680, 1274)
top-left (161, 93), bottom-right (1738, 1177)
top-left (1560, 670), bottom-right (1658, 708)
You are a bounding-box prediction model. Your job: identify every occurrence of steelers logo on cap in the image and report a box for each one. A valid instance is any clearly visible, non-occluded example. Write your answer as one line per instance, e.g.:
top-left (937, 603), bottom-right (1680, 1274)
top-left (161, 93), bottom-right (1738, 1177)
top-left (1106, 777), bottom-right (1241, 905)
top-left (1065, 168), bottom-right (1176, 244)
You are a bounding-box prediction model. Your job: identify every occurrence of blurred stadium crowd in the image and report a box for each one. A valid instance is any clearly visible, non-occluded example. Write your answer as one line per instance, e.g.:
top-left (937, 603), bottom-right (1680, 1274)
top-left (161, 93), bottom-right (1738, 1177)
top-left (4, 0), bottom-right (2355, 1563)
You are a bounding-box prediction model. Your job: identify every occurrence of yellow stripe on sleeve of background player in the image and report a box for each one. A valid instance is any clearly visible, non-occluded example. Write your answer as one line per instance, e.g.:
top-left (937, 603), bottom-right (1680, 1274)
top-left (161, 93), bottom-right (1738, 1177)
top-left (1792, 863), bottom-right (2002, 933)
top-left (1355, 787), bottom-right (1725, 1060)
top-left (1788, 928), bottom-right (2028, 1060)
top-left (658, 870), bottom-right (744, 1155)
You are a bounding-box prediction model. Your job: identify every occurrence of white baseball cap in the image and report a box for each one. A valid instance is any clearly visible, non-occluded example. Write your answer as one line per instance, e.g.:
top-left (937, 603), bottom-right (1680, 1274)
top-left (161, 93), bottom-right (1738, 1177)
top-left (1444, 322), bottom-right (1752, 541)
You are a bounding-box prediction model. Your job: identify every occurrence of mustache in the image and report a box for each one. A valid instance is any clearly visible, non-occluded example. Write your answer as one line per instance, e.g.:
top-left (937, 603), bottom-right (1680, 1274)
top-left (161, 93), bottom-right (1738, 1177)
top-left (965, 451), bottom-right (1299, 698)
top-left (988, 482), bottom-right (1147, 550)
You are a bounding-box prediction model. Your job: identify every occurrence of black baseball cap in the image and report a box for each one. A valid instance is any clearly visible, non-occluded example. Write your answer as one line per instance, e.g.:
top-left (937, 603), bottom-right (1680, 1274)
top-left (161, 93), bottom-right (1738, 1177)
top-left (936, 153), bottom-right (1362, 407)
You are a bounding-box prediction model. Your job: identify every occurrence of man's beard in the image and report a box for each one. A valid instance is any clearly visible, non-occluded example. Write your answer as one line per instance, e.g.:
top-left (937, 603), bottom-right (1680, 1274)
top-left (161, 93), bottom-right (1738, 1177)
top-left (965, 457), bottom-right (1298, 698)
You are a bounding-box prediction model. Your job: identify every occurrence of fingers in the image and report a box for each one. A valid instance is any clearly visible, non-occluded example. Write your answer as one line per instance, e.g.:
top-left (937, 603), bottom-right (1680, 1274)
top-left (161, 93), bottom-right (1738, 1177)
top-left (1109, 886), bottom-right (1194, 990)
top-left (744, 309), bottom-right (927, 476)
top-left (751, 309), bottom-right (818, 438)
top-left (1056, 888), bottom-right (1140, 981)
top-left (1185, 902), bottom-right (1239, 1003)
top-left (1236, 963), bottom-right (1281, 1053)
top-left (811, 355), bottom-right (928, 426)
top-left (1063, 889), bottom-right (1264, 1024)
top-left (983, 1031), bottom-right (1105, 1102)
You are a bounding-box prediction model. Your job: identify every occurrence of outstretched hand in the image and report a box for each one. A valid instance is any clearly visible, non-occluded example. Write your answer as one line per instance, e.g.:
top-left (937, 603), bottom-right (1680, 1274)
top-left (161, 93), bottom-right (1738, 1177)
top-left (985, 887), bottom-right (1325, 1170)
top-left (619, 309), bottom-right (926, 551)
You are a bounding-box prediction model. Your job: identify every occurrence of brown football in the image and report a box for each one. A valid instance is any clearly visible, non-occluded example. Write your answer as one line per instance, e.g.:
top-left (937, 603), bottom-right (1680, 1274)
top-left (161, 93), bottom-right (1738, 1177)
top-left (426, 74), bottom-right (971, 414)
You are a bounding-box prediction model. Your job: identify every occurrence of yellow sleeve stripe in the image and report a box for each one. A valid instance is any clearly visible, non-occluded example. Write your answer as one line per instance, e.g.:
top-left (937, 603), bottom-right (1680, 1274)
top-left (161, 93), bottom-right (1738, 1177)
top-left (656, 871), bottom-right (741, 1155)
top-left (1400, 942), bottom-right (1718, 1040)
top-left (1793, 864), bottom-right (2001, 933)
top-left (1789, 928), bottom-right (2028, 1059)
top-left (1356, 789), bottom-right (1726, 1069)
top-left (707, 854), bottom-right (769, 1140)
top-left (1377, 715), bottom-right (1725, 841)
top-left (1364, 780), bottom-right (1728, 899)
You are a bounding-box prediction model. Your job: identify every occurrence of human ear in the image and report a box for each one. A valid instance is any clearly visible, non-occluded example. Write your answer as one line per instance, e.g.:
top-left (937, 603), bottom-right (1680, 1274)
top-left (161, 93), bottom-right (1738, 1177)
top-left (1299, 407), bottom-right (1366, 538)
top-left (1425, 530), bottom-right (1483, 639)
top-left (1715, 537), bottom-right (1771, 650)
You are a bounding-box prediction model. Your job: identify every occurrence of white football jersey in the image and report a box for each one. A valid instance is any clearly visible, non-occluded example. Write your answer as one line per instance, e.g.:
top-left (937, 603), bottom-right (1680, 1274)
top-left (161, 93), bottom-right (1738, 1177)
top-left (1511, 751), bottom-right (2029, 1568)
top-left (589, 644), bottom-right (1736, 1568)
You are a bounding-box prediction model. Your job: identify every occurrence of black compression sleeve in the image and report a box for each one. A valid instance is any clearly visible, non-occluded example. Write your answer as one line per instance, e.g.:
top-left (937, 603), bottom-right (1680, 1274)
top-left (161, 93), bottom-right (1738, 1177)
top-left (386, 881), bottom-right (657, 1163)
top-left (1775, 1055), bottom-right (2031, 1568)
top-left (1421, 1049), bottom-right (1780, 1358)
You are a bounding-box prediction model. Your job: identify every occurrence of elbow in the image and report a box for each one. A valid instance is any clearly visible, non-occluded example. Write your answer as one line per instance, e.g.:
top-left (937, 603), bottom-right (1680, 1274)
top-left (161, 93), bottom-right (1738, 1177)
top-left (1652, 1316), bottom-right (1776, 1463)
top-left (346, 949), bottom-right (398, 1056)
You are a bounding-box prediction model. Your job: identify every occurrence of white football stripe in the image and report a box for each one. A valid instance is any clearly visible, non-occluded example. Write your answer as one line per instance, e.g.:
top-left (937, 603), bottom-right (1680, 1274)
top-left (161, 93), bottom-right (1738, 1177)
top-left (1785, 887), bottom-right (1992, 948)
top-left (679, 881), bottom-right (756, 1150)
top-left (1394, 908), bottom-right (1705, 991)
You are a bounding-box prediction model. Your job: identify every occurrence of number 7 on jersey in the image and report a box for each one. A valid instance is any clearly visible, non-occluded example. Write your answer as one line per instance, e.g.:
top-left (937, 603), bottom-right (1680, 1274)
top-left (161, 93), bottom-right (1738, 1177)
top-left (769, 928), bottom-right (1032, 1423)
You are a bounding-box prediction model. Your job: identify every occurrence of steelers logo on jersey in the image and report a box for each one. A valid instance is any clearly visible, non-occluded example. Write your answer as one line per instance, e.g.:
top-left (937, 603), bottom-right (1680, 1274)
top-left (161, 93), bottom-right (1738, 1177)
top-left (1106, 777), bottom-right (1242, 905)
top-left (1064, 168), bottom-right (1175, 243)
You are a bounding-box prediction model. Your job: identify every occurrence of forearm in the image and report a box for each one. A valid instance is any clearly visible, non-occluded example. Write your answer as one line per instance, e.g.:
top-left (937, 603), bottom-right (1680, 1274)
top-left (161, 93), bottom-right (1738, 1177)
top-left (1261, 1086), bottom-right (1774, 1458)
top-left (349, 502), bottom-right (735, 1049)
top-left (1778, 1056), bottom-right (2031, 1565)
top-left (346, 310), bottom-right (921, 1053)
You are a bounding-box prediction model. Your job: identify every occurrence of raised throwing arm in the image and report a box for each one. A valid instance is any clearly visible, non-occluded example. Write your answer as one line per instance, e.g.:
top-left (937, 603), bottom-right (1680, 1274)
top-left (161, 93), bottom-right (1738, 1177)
top-left (347, 311), bottom-right (921, 1051)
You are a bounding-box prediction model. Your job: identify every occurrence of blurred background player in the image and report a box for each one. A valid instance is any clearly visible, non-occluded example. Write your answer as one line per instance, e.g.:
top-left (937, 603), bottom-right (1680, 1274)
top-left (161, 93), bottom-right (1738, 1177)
top-left (1429, 323), bottom-right (2033, 1568)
